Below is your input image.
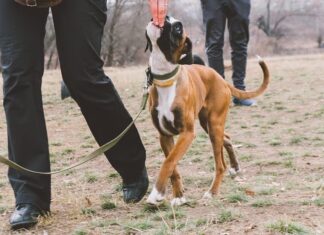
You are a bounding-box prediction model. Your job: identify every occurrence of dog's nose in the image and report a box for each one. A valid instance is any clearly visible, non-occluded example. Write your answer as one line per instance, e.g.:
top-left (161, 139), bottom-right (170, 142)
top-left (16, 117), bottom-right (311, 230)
top-left (173, 22), bottom-right (183, 36)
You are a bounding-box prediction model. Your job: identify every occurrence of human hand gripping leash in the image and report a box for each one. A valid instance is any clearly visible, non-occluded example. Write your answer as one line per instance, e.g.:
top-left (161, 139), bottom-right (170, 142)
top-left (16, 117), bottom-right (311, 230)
top-left (0, 76), bottom-right (151, 175)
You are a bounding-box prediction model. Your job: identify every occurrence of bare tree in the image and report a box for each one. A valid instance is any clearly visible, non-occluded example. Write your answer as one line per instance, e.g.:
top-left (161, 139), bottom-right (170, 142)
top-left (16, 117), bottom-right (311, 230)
top-left (102, 0), bottom-right (150, 66)
top-left (14, 0), bottom-right (321, 70)
top-left (117, 1), bottom-right (147, 65)
top-left (315, 0), bottom-right (323, 48)
top-left (44, 13), bottom-right (58, 69)
top-left (257, 0), bottom-right (290, 39)
top-left (102, 0), bottom-right (127, 66)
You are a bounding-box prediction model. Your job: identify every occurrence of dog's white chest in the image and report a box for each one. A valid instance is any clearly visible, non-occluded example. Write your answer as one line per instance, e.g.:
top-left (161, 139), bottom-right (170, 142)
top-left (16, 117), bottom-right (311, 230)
top-left (156, 84), bottom-right (176, 135)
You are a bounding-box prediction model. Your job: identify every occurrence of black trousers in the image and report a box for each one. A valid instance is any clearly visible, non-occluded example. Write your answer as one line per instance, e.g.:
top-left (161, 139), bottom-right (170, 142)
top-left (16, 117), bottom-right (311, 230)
top-left (0, 0), bottom-right (146, 211)
top-left (201, 0), bottom-right (250, 90)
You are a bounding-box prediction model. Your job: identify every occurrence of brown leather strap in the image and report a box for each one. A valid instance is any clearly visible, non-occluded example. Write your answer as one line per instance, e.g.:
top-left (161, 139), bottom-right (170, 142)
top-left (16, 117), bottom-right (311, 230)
top-left (14, 0), bottom-right (63, 8)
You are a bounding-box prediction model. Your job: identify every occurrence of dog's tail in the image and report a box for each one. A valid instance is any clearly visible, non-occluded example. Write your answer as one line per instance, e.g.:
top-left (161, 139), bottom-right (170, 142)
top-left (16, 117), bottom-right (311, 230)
top-left (227, 57), bottom-right (270, 100)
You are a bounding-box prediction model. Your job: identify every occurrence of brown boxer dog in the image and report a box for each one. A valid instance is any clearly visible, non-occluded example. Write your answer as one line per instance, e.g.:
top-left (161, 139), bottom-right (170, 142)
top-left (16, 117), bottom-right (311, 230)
top-left (145, 16), bottom-right (269, 206)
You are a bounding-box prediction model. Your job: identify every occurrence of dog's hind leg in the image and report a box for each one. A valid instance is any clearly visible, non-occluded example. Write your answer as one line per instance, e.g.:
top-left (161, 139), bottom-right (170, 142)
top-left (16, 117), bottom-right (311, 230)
top-left (159, 135), bottom-right (186, 206)
top-left (199, 109), bottom-right (240, 176)
top-left (147, 131), bottom-right (195, 205)
top-left (224, 134), bottom-right (240, 175)
top-left (203, 112), bottom-right (227, 198)
top-left (198, 108), bottom-right (209, 134)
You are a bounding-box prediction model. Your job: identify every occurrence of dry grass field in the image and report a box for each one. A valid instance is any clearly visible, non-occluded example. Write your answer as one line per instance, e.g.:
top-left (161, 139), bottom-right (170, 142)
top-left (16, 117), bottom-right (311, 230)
top-left (0, 54), bottom-right (323, 234)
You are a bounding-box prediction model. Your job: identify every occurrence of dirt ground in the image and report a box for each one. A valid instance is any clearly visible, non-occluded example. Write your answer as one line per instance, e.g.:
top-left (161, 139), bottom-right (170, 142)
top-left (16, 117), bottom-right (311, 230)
top-left (0, 54), bottom-right (323, 235)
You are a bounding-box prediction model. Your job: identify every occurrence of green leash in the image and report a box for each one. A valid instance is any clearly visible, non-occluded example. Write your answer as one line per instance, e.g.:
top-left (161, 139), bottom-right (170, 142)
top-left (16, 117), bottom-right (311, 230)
top-left (0, 88), bottom-right (149, 175)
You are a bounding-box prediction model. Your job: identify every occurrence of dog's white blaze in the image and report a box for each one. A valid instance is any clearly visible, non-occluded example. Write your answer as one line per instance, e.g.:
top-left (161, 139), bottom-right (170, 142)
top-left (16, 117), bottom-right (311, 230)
top-left (149, 49), bottom-right (177, 75)
top-left (146, 21), bottom-right (178, 135)
top-left (156, 84), bottom-right (176, 135)
top-left (146, 22), bottom-right (177, 75)
top-left (146, 186), bottom-right (165, 205)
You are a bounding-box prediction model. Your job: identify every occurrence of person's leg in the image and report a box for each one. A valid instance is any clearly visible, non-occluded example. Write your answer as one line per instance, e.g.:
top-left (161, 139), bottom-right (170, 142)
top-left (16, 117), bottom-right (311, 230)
top-left (51, 0), bottom-right (147, 187)
top-left (0, 1), bottom-right (51, 212)
top-left (227, 3), bottom-right (250, 91)
top-left (201, 0), bottom-right (226, 78)
top-left (227, 4), bottom-right (255, 106)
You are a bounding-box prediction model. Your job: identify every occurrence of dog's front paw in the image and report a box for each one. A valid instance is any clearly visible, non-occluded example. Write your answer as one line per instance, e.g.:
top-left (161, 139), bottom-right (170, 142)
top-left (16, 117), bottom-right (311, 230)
top-left (146, 186), bottom-right (165, 205)
top-left (171, 197), bottom-right (187, 207)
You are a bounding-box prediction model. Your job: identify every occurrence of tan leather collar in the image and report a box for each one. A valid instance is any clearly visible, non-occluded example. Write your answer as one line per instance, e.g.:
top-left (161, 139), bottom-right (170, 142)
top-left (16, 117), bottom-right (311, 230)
top-left (152, 66), bottom-right (181, 87)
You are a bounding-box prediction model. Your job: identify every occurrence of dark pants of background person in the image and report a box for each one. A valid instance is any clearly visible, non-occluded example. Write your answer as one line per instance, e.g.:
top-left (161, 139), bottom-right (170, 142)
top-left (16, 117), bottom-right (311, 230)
top-left (201, 0), bottom-right (251, 90)
top-left (0, 0), bottom-right (146, 211)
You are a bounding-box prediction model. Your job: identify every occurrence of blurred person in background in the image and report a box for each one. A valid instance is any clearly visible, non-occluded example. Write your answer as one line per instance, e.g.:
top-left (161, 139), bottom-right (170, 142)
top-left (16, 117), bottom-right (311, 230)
top-left (201, 0), bottom-right (256, 106)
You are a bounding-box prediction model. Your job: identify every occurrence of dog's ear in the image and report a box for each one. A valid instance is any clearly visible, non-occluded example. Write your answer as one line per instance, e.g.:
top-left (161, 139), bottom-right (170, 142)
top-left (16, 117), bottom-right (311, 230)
top-left (179, 37), bottom-right (193, 64)
top-left (145, 31), bottom-right (153, 52)
top-left (193, 55), bottom-right (205, 65)
top-left (182, 37), bottom-right (193, 56)
top-left (179, 53), bottom-right (193, 64)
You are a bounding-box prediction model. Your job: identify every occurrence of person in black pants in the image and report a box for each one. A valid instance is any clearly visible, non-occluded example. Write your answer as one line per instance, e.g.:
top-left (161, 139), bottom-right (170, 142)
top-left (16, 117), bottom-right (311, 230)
top-left (0, 0), bottom-right (148, 229)
top-left (201, 0), bottom-right (256, 106)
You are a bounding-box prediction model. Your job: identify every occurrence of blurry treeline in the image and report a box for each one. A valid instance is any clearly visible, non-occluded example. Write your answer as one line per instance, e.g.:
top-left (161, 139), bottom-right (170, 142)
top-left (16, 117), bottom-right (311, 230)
top-left (0, 0), bottom-right (323, 71)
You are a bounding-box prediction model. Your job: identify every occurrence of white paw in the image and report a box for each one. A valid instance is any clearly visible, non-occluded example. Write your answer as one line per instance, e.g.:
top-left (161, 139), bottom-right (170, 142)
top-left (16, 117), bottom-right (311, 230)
top-left (229, 167), bottom-right (240, 176)
top-left (171, 197), bottom-right (187, 207)
top-left (146, 186), bottom-right (165, 205)
top-left (202, 191), bottom-right (213, 199)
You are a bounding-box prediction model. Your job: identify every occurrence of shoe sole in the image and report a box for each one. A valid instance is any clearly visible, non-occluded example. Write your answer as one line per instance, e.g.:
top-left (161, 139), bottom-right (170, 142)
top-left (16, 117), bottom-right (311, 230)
top-left (10, 220), bottom-right (37, 230)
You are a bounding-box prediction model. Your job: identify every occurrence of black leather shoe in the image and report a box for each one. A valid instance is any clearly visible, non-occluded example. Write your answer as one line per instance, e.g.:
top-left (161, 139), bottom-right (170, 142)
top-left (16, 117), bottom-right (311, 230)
top-left (9, 204), bottom-right (44, 230)
top-left (122, 167), bottom-right (149, 203)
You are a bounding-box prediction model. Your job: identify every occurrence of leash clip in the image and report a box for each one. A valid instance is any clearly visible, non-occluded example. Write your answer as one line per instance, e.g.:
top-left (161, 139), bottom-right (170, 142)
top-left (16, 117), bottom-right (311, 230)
top-left (141, 67), bottom-right (153, 111)
top-left (145, 67), bottom-right (154, 87)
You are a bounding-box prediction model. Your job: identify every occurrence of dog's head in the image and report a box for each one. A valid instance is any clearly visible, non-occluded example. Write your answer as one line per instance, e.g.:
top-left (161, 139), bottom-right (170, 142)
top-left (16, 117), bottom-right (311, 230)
top-left (146, 16), bottom-right (193, 64)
